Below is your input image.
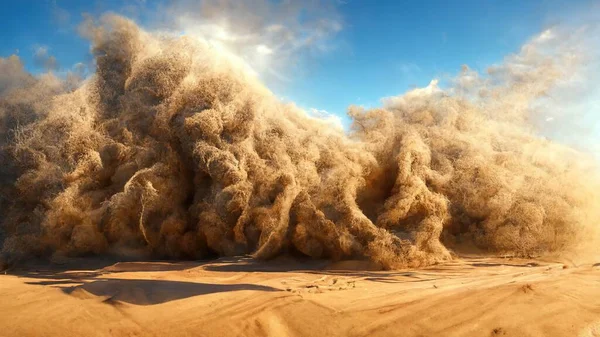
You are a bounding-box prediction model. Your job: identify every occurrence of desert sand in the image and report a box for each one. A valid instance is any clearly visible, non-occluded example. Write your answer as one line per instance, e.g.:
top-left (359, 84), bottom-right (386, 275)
top-left (1, 256), bottom-right (598, 337)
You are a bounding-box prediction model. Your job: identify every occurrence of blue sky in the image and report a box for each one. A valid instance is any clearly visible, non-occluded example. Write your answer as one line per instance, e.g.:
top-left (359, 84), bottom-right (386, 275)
top-left (0, 0), bottom-right (595, 126)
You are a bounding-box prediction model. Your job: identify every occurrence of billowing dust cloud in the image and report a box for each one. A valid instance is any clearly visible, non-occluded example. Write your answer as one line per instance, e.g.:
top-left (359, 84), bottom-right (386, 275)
top-left (1, 15), bottom-right (599, 269)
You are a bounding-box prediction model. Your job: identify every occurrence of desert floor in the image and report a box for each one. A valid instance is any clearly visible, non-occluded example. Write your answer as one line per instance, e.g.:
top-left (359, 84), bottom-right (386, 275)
top-left (0, 255), bottom-right (599, 337)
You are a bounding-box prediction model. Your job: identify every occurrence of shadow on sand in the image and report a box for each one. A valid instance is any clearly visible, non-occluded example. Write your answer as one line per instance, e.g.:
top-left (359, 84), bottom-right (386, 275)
top-left (24, 278), bottom-right (279, 305)
top-left (11, 257), bottom-right (281, 305)
top-left (7, 255), bottom-right (560, 304)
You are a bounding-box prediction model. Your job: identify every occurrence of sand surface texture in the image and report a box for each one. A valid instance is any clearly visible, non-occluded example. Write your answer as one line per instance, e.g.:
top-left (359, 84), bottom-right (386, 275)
top-left (1, 256), bottom-right (599, 337)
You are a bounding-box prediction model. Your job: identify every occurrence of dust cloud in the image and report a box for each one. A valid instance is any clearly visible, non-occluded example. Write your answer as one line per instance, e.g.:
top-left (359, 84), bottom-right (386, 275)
top-left (1, 15), bottom-right (598, 269)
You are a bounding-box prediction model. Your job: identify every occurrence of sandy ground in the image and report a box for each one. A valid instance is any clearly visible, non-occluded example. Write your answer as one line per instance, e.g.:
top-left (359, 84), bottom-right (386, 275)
top-left (0, 256), bottom-right (599, 337)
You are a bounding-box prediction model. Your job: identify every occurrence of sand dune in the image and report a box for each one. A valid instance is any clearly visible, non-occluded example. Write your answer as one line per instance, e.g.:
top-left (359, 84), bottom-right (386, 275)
top-left (1, 256), bottom-right (598, 337)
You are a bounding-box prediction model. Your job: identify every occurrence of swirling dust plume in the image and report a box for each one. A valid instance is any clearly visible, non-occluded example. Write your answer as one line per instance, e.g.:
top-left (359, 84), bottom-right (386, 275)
top-left (1, 15), bottom-right (599, 269)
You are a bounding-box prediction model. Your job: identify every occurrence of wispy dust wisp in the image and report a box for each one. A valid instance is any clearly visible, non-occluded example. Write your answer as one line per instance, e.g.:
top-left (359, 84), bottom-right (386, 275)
top-left (33, 46), bottom-right (60, 72)
top-left (0, 13), bottom-right (598, 269)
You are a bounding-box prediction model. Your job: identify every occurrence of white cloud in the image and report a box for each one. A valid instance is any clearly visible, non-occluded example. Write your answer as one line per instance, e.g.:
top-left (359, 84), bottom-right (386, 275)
top-left (256, 44), bottom-right (273, 55)
top-left (161, 0), bottom-right (343, 85)
top-left (382, 79), bottom-right (443, 109)
top-left (308, 107), bottom-right (344, 130)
